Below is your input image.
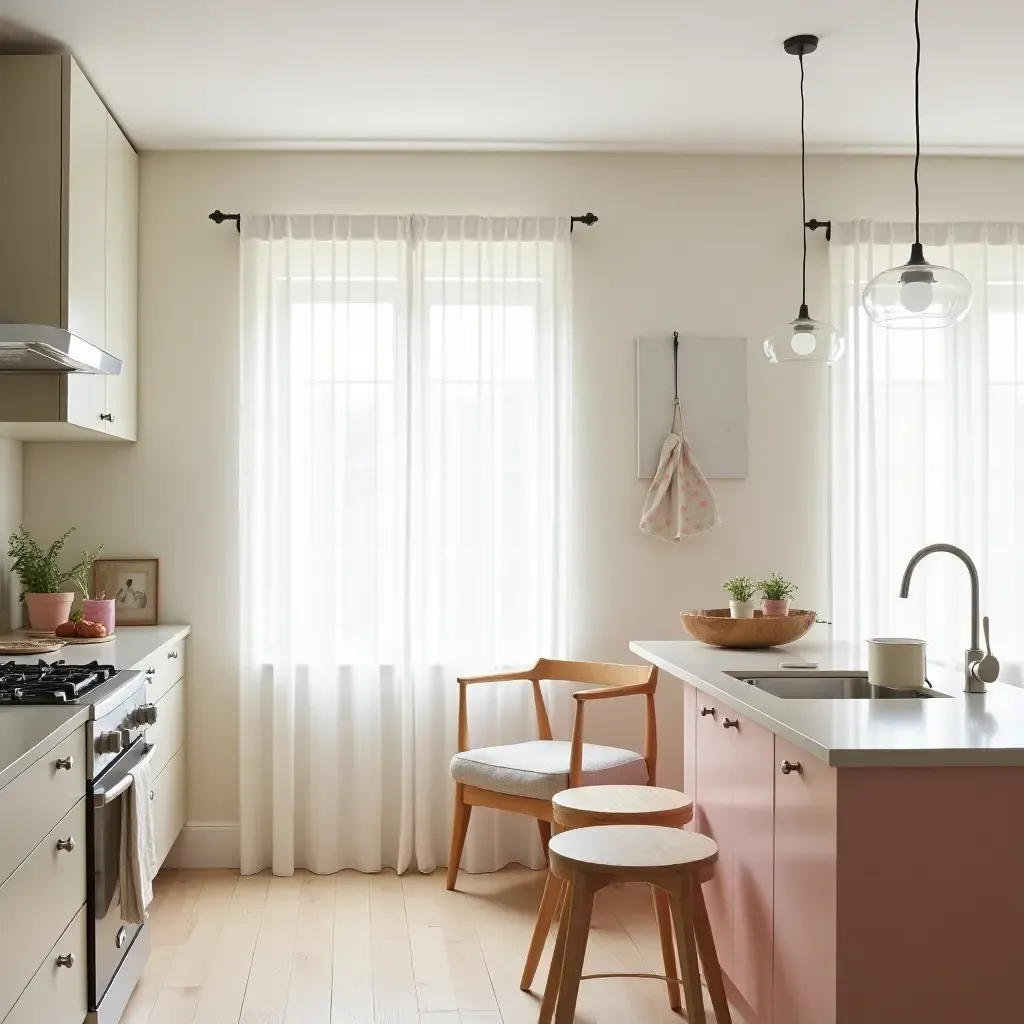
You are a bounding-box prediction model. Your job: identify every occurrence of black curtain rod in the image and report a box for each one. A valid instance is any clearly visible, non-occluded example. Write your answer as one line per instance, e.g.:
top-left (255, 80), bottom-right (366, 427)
top-left (208, 210), bottom-right (598, 233)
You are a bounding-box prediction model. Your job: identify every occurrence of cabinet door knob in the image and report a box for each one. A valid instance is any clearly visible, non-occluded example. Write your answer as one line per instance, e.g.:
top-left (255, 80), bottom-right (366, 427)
top-left (99, 412), bottom-right (114, 422)
top-left (699, 706), bottom-right (715, 717)
top-left (167, 650), bottom-right (178, 659)
top-left (149, 790), bottom-right (155, 801)
top-left (722, 718), bottom-right (739, 729)
top-left (55, 755), bottom-right (74, 771)
top-left (781, 760), bottom-right (803, 775)
top-left (56, 953), bottom-right (75, 968)
top-left (56, 836), bottom-right (76, 852)
top-left (116, 926), bottom-right (128, 949)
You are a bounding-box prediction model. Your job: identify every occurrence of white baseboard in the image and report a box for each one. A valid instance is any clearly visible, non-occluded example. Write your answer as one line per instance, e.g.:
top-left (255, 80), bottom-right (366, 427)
top-left (164, 822), bottom-right (240, 869)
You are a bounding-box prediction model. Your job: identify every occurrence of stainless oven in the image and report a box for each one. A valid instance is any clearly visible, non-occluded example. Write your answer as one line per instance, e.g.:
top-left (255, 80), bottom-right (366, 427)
top-left (85, 673), bottom-right (157, 1024)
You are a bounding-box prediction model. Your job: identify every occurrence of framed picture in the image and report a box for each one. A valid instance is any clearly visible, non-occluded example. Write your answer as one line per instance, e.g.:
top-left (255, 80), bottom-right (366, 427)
top-left (93, 558), bottom-right (159, 626)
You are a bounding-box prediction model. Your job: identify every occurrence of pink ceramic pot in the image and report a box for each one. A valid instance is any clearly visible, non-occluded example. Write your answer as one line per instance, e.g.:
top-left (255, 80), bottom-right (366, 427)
top-left (761, 598), bottom-right (791, 617)
top-left (82, 598), bottom-right (115, 636)
top-left (24, 592), bottom-right (75, 632)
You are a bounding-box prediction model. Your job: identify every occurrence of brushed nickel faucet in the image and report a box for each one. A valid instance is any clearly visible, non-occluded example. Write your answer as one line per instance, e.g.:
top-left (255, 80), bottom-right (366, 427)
top-left (899, 543), bottom-right (999, 693)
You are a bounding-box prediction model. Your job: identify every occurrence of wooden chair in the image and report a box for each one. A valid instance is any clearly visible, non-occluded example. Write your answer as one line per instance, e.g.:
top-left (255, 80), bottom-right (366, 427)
top-left (446, 658), bottom-right (658, 891)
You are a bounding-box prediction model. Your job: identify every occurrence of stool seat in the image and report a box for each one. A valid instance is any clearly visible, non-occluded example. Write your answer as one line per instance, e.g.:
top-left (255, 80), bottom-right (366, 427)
top-left (552, 784), bottom-right (693, 829)
top-left (550, 824), bottom-right (717, 879)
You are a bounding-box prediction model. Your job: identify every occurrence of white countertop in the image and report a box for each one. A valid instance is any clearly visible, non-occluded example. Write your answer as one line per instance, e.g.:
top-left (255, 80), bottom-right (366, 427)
top-left (0, 624), bottom-right (190, 789)
top-left (631, 632), bottom-right (1024, 767)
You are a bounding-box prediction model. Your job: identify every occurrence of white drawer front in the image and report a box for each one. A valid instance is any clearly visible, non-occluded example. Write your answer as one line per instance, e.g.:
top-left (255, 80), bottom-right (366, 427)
top-left (0, 798), bottom-right (86, 1020)
top-left (4, 905), bottom-right (87, 1024)
top-left (134, 636), bottom-right (185, 704)
top-left (0, 727), bottom-right (85, 889)
top-left (151, 747), bottom-right (186, 870)
top-left (149, 678), bottom-right (184, 781)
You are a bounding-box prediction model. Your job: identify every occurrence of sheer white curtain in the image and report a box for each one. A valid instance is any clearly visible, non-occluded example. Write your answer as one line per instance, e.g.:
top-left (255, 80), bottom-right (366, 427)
top-left (830, 221), bottom-right (1024, 685)
top-left (239, 214), bottom-right (571, 875)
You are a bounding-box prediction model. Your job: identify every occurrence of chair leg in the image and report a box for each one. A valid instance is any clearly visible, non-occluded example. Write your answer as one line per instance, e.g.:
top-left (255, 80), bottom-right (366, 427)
top-left (668, 877), bottom-right (707, 1024)
top-left (537, 818), bottom-right (552, 863)
top-left (553, 875), bottom-right (597, 1024)
top-left (445, 784), bottom-right (472, 891)
top-left (693, 883), bottom-right (732, 1023)
top-left (521, 869), bottom-right (564, 991)
top-left (652, 884), bottom-right (682, 1011)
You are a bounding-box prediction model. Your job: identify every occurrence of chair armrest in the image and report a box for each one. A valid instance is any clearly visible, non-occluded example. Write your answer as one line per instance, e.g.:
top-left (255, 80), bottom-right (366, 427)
top-left (458, 668), bottom-right (535, 686)
top-left (572, 681), bottom-right (654, 701)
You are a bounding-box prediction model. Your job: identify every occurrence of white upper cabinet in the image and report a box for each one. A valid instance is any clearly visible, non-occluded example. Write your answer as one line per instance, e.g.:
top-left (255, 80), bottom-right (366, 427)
top-left (0, 54), bottom-right (138, 441)
top-left (103, 115), bottom-right (138, 440)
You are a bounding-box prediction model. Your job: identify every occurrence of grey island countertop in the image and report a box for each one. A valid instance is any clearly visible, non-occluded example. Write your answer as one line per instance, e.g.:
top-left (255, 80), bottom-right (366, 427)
top-left (0, 624), bottom-right (190, 789)
top-left (631, 632), bottom-right (1024, 767)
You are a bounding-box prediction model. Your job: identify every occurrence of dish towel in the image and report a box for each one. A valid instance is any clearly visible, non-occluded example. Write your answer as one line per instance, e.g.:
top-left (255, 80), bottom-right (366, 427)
top-left (120, 755), bottom-right (157, 924)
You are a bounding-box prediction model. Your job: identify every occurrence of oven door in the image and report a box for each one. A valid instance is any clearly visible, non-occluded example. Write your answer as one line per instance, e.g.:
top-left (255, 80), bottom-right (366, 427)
top-left (90, 738), bottom-right (156, 1010)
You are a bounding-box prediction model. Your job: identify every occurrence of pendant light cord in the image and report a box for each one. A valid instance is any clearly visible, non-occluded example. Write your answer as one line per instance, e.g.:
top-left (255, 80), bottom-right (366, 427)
top-left (913, 0), bottom-right (921, 245)
top-left (799, 52), bottom-right (807, 308)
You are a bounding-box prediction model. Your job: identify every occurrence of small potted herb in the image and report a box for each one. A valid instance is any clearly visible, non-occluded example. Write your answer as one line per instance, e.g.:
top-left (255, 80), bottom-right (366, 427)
top-left (7, 526), bottom-right (102, 632)
top-left (759, 573), bottom-right (797, 617)
top-left (723, 576), bottom-right (757, 619)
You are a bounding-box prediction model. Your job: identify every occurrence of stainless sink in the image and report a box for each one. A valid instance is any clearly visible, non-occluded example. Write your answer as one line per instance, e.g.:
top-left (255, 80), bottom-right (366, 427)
top-left (725, 671), bottom-right (950, 700)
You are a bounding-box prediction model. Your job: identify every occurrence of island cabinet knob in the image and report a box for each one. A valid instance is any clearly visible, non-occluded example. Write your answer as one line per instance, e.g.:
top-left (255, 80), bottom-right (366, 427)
top-left (699, 706), bottom-right (716, 717)
top-left (781, 759), bottom-right (803, 775)
top-left (56, 954), bottom-right (74, 968)
top-left (56, 836), bottom-right (75, 852)
top-left (55, 755), bottom-right (74, 771)
top-left (722, 718), bottom-right (739, 729)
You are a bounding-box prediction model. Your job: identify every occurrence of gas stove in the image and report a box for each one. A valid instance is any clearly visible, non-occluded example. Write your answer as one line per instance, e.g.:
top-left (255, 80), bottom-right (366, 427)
top-left (0, 659), bottom-right (120, 704)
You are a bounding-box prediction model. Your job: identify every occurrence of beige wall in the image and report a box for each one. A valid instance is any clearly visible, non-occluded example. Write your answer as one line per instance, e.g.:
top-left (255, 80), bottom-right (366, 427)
top-left (0, 440), bottom-right (22, 632)
top-left (21, 151), bottom-right (1024, 832)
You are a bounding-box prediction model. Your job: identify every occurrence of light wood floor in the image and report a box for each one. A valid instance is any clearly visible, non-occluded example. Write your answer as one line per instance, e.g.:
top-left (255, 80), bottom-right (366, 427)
top-left (123, 866), bottom-right (736, 1024)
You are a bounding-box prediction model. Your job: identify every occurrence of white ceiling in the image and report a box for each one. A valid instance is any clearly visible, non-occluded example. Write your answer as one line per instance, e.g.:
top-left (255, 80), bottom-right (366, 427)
top-left (0, 0), bottom-right (1015, 153)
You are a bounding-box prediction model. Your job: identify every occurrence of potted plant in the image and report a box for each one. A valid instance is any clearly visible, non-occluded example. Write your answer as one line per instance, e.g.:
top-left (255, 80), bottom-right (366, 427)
top-left (759, 573), bottom-right (797, 616)
top-left (7, 526), bottom-right (102, 632)
top-left (723, 576), bottom-right (757, 619)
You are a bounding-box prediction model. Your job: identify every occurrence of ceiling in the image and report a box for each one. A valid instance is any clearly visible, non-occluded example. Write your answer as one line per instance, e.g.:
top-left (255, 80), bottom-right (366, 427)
top-left (0, 0), bottom-right (1014, 153)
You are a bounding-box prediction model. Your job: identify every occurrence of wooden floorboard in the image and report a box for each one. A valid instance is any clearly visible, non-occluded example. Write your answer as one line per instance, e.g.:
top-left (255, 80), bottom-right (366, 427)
top-left (123, 867), bottom-right (737, 1024)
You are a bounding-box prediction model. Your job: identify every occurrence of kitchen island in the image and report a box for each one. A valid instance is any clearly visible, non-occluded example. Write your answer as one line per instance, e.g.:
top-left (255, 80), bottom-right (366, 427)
top-left (631, 635), bottom-right (1024, 1024)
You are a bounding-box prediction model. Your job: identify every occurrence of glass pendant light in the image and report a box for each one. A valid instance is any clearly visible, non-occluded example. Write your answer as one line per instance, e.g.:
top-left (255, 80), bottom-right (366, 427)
top-left (764, 35), bottom-right (843, 368)
top-left (862, 0), bottom-right (972, 329)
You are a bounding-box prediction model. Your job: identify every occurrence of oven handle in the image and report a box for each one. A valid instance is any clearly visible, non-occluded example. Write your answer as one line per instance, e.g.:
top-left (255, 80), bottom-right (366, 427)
top-left (93, 742), bottom-right (156, 808)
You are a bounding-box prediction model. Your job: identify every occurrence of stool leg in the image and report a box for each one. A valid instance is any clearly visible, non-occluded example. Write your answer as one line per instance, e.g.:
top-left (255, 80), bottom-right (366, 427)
top-left (553, 874), bottom-right (598, 1024)
top-left (539, 880), bottom-right (573, 1024)
top-left (652, 884), bottom-right (682, 1011)
top-left (521, 870), bottom-right (564, 991)
top-left (667, 877), bottom-right (707, 1024)
top-left (693, 883), bottom-right (732, 1023)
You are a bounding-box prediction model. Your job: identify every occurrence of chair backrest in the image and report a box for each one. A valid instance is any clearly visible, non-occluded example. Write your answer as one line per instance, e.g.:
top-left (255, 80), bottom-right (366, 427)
top-left (527, 659), bottom-right (659, 782)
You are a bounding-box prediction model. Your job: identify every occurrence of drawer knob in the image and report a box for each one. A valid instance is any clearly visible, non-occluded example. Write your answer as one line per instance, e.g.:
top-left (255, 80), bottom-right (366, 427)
top-left (56, 836), bottom-right (76, 852)
top-left (56, 953), bottom-right (75, 968)
top-left (699, 706), bottom-right (715, 717)
top-left (100, 412), bottom-right (114, 422)
top-left (145, 668), bottom-right (156, 677)
top-left (722, 718), bottom-right (739, 729)
top-left (781, 760), bottom-right (803, 775)
top-left (167, 650), bottom-right (179, 659)
top-left (55, 755), bottom-right (74, 771)
top-left (149, 790), bottom-right (155, 801)
top-left (116, 926), bottom-right (128, 949)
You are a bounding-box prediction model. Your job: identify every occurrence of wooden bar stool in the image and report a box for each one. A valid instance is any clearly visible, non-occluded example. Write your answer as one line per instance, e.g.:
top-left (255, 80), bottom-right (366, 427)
top-left (539, 824), bottom-right (731, 1024)
top-left (520, 785), bottom-right (693, 1013)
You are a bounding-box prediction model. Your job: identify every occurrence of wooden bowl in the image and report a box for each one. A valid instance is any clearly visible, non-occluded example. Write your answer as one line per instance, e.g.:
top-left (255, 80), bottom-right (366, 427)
top-left (680, 608), bottom-right (817, 649)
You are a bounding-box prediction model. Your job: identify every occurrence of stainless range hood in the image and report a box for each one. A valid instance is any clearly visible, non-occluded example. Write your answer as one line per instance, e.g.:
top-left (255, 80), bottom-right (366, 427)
top-left (0, 324), bottom-right (121, 374)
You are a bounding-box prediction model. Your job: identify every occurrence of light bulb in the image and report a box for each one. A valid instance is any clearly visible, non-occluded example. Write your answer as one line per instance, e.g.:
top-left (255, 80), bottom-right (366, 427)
top-left (790, 331), bottom-right (816, 356)
top-left (900, 278), bottom-right (934, 314)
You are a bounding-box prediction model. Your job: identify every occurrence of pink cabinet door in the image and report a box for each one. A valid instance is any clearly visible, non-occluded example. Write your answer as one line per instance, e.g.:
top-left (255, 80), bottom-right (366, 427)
top-left (773, 737), bottom-right (838, 1024)
top-left (693, 699), bottom-right (734, 975)
top-left (730, 713), bottom-right (776, 1024)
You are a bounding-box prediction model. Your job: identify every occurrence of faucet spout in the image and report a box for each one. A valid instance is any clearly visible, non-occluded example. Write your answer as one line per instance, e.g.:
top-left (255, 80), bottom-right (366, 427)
top-left (899, 543), bottom-right (980, 651)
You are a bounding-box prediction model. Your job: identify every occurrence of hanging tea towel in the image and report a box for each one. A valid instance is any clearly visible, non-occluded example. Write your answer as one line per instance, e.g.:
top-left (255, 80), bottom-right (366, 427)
top-left (639, 333), bottom-right (720, 541)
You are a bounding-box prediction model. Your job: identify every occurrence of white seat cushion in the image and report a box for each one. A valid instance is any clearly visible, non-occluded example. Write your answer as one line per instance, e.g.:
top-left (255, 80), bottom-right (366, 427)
top-left (450, 740), bottom-right (649, 801)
